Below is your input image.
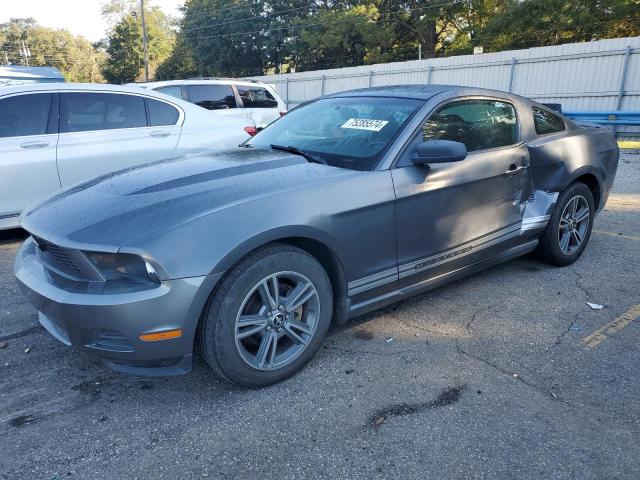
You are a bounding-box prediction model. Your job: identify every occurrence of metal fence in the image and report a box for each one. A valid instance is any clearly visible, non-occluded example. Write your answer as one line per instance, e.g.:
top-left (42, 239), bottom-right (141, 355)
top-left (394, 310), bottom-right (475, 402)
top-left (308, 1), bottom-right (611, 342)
top-left (249, 37), bottom-right (640, 135)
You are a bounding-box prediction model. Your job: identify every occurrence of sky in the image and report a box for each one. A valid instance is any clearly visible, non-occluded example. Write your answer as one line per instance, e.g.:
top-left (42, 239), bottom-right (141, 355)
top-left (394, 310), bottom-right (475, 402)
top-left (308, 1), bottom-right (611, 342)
top-left (0, 0), bottom-right (185, 42)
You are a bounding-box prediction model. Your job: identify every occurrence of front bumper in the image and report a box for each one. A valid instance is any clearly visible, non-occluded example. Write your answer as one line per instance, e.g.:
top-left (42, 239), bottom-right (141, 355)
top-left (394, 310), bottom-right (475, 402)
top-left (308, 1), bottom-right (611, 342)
top-left (14, 237), bottom-right (222, 376)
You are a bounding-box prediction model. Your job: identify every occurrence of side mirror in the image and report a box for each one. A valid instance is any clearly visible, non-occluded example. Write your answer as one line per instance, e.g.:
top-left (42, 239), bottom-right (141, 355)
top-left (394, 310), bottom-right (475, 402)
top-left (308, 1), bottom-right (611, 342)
top-left (411, 140), bottom-right (467, 165)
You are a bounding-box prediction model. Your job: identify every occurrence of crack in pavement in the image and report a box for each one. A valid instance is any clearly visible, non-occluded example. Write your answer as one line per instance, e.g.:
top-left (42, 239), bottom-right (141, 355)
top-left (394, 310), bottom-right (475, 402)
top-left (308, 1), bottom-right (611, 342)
top-left (454, 341), bottom-right (569, 405)
top-left (574, 269), bottom-right (594, 299)
top-left (0, 325), bottom-right (42, 342)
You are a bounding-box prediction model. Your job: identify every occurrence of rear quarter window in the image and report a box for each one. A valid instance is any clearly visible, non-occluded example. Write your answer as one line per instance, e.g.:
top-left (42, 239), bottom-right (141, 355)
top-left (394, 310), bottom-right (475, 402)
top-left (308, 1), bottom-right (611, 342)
top-left (533, 106), bottom-right (565, 135)
top-left (147, 99), bottom-right (180, 126)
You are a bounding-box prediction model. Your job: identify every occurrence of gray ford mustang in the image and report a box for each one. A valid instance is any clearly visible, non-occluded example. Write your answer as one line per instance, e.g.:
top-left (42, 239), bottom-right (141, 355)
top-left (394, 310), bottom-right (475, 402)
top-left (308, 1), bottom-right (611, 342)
top-left (15, 85), bottom-right (618, 387)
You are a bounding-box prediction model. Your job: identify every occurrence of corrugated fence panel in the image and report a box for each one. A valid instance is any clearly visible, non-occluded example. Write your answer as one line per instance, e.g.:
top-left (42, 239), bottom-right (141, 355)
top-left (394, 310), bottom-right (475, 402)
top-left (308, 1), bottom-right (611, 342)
top-left (250, 37), bottom-right (640, 114)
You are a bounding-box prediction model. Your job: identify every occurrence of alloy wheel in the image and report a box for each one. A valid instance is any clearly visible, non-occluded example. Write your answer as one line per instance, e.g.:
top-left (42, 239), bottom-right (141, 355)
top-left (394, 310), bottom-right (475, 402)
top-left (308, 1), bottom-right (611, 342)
top-left (234, 271), bottom-right (320, 371)
top-left (558, 194), bottom-right (590, 255)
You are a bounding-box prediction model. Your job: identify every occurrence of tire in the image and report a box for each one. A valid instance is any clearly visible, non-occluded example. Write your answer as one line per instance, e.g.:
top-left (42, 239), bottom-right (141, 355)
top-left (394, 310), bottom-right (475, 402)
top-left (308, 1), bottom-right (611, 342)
top-left (199, 244), bottom-right (333, 388)
top-left (536, 182), bottom-right (595, 266)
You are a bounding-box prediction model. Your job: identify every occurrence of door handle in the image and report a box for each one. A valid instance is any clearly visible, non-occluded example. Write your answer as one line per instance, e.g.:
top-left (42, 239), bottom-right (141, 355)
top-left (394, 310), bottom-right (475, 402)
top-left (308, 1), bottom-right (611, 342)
top-left (504, 164), bottom-right (527, 176)
top-left (20, 141), bottom-right (49, 149)
top-left (149, 131), bottom-right (171, 138)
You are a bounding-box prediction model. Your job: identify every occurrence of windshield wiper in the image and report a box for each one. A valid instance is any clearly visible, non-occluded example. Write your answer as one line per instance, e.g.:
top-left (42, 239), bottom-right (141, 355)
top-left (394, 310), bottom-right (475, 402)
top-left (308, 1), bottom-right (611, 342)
top-left (270, 144), bottom-right (327, 165)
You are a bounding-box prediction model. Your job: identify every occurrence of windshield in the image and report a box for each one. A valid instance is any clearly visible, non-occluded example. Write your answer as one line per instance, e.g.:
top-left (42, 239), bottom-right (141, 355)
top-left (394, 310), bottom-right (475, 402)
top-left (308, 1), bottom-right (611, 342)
top-left (247, 97), bottom-right (423, 170)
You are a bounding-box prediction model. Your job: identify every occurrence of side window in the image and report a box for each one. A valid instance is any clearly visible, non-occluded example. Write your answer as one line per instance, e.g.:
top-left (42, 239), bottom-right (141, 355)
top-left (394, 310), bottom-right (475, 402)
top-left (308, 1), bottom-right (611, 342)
top-left (237, 86), bottom-right (278, 108)
top-left (0, 93), bottom-right (52, 138)
top-left (186, 85), bottom-right (236, 110)
top-left (60, 93), bottom-right (147, 133)
top-left (533, 106), bottom-right (565, 135)
top-left (423, 99), bottom-right (518, 152)
top-left (147, 99), bottom-right (180, 126)
top-left (155, 86), bottom-right (183, 100)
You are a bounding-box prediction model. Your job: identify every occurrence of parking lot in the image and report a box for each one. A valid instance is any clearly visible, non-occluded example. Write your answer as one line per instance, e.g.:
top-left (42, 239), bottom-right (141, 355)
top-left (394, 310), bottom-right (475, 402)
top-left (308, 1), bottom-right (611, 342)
top-left (0, 151), bottom-right (638, 480)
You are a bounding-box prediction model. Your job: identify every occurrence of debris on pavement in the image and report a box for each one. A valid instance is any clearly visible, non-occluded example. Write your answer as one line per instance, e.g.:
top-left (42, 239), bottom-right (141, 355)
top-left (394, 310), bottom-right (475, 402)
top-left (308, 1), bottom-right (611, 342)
top-left (587, 302), bottom-right (605, 310)
top-left (23, 347), bottom-right (31, 353)
top-left (0, 341), bottom-right (8, 348)
top-left (386, 337), bottom-right (395, 343)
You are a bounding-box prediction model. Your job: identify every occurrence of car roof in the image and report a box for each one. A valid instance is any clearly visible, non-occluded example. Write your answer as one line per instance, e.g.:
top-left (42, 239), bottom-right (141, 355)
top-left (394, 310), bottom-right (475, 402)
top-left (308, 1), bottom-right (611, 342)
top-left (323, 84), bottom-right (526, 103)
top-left (0, 82), bottom-right (185, 99)
top-left (129, 79), bottom-right (273, 89)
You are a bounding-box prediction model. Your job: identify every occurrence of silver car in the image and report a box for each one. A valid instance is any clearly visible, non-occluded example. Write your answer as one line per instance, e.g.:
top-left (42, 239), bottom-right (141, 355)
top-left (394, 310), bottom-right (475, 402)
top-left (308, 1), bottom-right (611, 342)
top-left (15, 85), bottom-right (619, 387)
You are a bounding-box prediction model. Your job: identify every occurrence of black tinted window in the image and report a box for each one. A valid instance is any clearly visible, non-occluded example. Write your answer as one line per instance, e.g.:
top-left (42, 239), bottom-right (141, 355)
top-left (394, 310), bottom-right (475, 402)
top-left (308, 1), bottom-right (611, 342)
top-left (61, 93), bottom-right (147, 133)
top-left (533, 106), bottom-right (565, 135)
top-left (0, 93), bottom-right (52, 138)
top-left (423, 100), bottom-right (517, 152)
top-left (237, 86), bottom-right (277, 108)
top-left (147, 99), bottom-right (180, 126)
top-left (155, 86), bottom-right (183, 100)
top-left (186, 85), bottom-right (236, 110)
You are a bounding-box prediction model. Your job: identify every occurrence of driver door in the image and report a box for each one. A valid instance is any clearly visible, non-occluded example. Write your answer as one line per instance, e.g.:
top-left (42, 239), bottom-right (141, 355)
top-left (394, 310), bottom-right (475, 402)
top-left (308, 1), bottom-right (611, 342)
top-left (391, 98), bottom-right (529, 288)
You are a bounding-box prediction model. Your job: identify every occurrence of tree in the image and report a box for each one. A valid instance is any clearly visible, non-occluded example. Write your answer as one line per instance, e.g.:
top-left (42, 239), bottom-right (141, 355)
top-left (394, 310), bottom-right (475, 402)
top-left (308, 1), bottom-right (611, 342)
top-left (475, 0), bottom-right (640, 52)
top-left (291, 4), bottom-right (395, 71)
top-left (0, 18), bottom-right (106, 82)
top-left (155, 36), bottom-right (198, 79)
top-left (102, 13), bottom-right (144, 83)
top-left (101, 1), bottom-right (175, 83)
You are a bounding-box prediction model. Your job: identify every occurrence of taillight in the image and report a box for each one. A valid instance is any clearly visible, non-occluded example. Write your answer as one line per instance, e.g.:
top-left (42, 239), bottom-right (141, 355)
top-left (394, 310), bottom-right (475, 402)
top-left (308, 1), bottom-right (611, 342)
top-left (244, 126), bottom-right (258, 137)
top-left (279, 111), bottom-right (287, 117)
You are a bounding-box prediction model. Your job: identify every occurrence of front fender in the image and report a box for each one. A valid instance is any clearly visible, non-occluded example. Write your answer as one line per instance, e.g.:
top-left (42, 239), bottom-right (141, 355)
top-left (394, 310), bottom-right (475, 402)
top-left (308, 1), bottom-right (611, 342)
top-left (210, 224), bottom-right (344, 274)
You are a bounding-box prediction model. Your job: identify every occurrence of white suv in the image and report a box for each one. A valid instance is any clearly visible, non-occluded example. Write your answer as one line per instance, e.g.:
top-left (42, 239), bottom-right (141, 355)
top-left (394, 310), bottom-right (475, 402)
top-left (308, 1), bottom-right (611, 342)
top-left (131, 79), bottom-right (287, 130)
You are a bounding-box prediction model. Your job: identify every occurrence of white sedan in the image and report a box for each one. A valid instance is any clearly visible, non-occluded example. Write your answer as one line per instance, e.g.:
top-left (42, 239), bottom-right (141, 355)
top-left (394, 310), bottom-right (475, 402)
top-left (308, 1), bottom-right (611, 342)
top-left (0, 83), bottom-right (254, 230)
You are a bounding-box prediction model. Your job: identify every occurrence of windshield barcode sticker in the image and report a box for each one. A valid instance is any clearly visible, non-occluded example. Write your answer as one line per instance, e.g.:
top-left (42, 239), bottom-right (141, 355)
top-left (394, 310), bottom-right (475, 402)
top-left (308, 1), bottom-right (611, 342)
top-left (341, 118), bottom-right (389, 131)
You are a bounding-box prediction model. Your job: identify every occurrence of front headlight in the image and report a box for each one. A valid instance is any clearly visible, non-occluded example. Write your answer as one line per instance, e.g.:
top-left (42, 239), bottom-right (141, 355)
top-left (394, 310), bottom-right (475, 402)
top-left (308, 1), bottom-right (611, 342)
top-left (83, 252), bottom-right (160, 285)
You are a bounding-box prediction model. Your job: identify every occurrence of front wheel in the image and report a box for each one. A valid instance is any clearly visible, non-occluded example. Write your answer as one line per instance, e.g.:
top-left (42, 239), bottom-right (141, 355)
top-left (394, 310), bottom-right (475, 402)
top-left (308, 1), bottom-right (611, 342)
top-left (199, 244), bottom-right (333, 388)
top-left (536, 182), bottom-right (595, 266)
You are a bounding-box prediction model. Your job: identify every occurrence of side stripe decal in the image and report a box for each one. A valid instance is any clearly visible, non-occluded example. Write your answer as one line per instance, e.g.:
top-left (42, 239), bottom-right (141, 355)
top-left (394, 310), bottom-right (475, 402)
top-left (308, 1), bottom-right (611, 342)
top-left (348, 222), bottom-right (524, 296)
top-left (348, 267), bottom-right (398, 296)
top-left (398, 223), bottom-right (522, 279)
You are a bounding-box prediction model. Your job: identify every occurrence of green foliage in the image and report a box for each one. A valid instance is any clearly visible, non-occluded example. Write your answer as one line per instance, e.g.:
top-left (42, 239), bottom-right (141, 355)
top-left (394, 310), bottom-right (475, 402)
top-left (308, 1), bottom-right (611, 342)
top-left (101, 0), bottom-right (176, 83)
top-left (154, 36), bottom-right (198, 79)
top-left (475, 0), bottom-right (640, 52)
top-left (168, 0), bottom-right (639, 77)
top-left (0, 18), bottom-right (106, 82)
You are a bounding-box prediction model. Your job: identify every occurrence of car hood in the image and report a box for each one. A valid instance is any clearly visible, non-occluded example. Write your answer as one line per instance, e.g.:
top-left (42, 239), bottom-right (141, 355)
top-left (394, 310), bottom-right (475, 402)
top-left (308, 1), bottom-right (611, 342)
top-left (22, 148), bottom-right (357, 251)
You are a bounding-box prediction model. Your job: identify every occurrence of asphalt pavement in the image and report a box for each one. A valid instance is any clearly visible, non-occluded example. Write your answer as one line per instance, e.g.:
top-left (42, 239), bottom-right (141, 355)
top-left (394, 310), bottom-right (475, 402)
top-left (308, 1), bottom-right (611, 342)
top-left (1, 152), bottom-right (639, 480)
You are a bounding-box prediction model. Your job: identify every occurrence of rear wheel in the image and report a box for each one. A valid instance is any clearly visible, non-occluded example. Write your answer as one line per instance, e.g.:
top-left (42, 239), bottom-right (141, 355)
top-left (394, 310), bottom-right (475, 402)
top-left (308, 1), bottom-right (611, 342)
top-left (199, 244), bottom-right (332, 387)
top-left (536, 182), bottom-right (595, 266)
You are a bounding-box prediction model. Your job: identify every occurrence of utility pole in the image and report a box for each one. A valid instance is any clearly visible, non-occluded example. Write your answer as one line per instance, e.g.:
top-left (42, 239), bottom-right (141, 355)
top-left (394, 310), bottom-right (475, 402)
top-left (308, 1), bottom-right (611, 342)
top-left (20, 40), bottom-right (31, 66)
top-left (140, 0), bottom-right (149, 81)
top-left (418, 44), bottom-right (422, 60)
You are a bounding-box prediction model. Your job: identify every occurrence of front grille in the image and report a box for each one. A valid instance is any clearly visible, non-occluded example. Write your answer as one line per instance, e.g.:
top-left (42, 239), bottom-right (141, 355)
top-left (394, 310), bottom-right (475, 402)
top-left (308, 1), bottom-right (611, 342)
top-left (33, 237), bottom-right (81, 275)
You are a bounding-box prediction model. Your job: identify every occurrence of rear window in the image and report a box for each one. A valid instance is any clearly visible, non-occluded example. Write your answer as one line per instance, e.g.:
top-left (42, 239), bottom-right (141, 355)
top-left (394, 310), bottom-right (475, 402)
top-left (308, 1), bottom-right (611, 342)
top-left (186, 85), bottom-right (236, 110)
top-left (147, 99), bottom-right (180, 126)
top-left (533, 106), bottom-right (565, 135)
top-left (61, 93), bottom-right (147, 133)
top-left (0, 93), bottom-right (52, 138)
top-left (237, 86), bottom-right (278, 108)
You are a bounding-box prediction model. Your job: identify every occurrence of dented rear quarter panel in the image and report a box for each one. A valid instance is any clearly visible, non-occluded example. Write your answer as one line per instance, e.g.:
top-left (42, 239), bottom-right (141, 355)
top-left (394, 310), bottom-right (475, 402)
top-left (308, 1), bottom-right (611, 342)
top-left (526, 116), bottom-right (618, 213)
